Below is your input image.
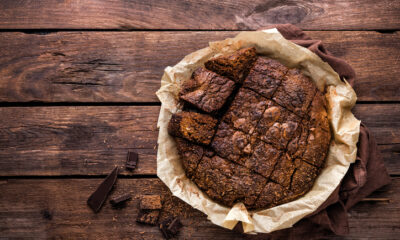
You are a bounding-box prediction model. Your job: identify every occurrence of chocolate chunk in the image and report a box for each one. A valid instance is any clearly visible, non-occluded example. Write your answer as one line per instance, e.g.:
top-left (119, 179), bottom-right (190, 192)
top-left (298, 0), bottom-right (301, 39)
top-left (168, 111), bottom-right (218, 145)
top-left (140, 195), bottom-right (162, 210)
top-left (87, 167), bottom-right (118, 213)
top-left (159, 217), bottom-right (183, 239)
top-left (41, 209), bottom-right (53, 220)
top-left (126, 151), bottom-right (138, 170)
top-left (180, 67), bottom-right (236, 113)
top-left (137, 210), bottom-right (160, 225)
top-left (110, 193), bottom-right (131, 207)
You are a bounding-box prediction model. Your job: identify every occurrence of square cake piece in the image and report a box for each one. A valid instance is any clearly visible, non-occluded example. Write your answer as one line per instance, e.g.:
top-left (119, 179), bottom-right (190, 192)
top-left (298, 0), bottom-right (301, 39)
top-left (255, 102), bottom-right (302, 150)
top-left (174, 137), bottom-right (205, 178)
top-left (180, 67), bottom-right (236, 113)
top-left (204, 47), bottom-right (257, 83)
top-left (273, 69), bottom-right (317, 117)
top-left (193, 155), bottom-right (267, 208)
top-left (168, 112), bottom-right (217, 145)
top-left (211, 122), bottom-right (251, 162)
top-left (222, 88), bottom-right (269, 134)
top-left (243, 57), bottom-right (289, 99)
top-left (241, 140), bottom-right (283, 179)
top-left (270, 155), bottom-right (301, 189)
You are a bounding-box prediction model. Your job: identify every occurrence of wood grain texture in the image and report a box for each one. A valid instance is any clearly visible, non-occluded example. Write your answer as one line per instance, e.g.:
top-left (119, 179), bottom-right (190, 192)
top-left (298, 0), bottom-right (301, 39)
top-left (0, 178), bottom-right (398, 239)
top-left (0, 106), bottom-right (159, 176)
top-left (0, 0), bottom-right (399, 30)
top-left (0, 31), bottom-right (399, 103)
top-left (0, 104), bottom-right (399, 176)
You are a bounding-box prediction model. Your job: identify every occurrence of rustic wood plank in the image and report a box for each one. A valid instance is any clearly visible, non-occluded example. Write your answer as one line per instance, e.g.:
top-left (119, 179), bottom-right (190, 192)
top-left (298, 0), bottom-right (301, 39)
top-left (0, 0), bottom-right (399, 30)
top-left (0, 104), bottom-right (399, 176)
top-left (0, 31), bottom-right (398, 103)
top-left (0, 178), bottom-right (398, 239)
top-left (0, 106), bottom-right (159, 176)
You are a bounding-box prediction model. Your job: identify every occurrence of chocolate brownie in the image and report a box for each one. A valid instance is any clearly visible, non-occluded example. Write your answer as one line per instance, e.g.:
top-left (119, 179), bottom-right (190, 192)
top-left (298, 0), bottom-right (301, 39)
top-left (193, 155), bottom-right (267, 208)
top-left (168, 111), bottom-right (217, 145)
top-left (243, 57), bottom-right (289, 98)
top-left (180, 67), bottom-right (236, 113)
top-left (211, 122), bottom-right (251, 162)
top-left (255, 102), bottom-right (302, 150)
top-left (205, 47), bottom-right (257, 83)
top-left (242, 140), bottom-right (282, 179)
top-left (223, 88), bottom-right (269, 134)
top-left (273, 69), bottom-right (317, 117)
top-left (169, 48), bottom-right (331, 210)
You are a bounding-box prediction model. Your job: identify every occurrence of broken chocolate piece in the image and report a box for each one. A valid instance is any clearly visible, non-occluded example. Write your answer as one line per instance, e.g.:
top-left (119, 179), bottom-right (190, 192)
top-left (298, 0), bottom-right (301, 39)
top-left (87, 167), bottom-right (118, 213)
top-left (126, 151), bottom-right (138, 170)
top-left (110, 193), bottom-right (131, 207)
top-left (159, 217), bottom-right (183, 239)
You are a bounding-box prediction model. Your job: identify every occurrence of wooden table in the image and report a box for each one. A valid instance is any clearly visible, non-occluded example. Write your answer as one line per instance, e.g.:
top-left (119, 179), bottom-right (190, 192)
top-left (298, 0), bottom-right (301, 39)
top-left (0, 1), bottom-right (399, 239)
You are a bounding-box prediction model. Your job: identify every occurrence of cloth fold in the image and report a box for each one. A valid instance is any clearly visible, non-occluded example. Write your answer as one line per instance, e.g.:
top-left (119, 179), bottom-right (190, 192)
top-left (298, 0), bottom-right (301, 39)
top-left (258, 24), bottom-right (391, 236)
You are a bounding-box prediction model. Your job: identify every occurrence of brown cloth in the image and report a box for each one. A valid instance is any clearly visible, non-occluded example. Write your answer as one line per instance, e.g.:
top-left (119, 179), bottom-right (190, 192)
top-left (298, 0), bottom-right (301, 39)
top-left (253, 24), bottom-right (392, 237)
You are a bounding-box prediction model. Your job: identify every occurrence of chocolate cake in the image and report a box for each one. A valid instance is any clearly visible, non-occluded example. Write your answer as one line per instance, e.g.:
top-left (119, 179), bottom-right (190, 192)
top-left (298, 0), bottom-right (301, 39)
top-left (168, 47), bottom-right (331, 210)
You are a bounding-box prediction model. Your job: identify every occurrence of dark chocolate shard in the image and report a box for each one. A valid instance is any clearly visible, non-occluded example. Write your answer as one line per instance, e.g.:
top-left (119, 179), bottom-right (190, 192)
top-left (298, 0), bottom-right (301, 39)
top-left (110, 193), bottom-right (131, 207)
top-left (126, 151), bottom-right (138, 170)
top-left (87, 167), bottom-right (118, 213)
top-left (159, 217), bottom-right (183, 239)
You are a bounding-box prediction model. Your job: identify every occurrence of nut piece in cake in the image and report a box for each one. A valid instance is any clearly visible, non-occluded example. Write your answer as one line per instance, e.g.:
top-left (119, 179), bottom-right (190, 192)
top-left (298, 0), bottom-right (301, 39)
top-left (223, 88), bottom-right (269, 134)
top-left (204, 47), bottom-right (257, 83)
top-left (211, 122), bottom-right (251, 162)
top-left (273, 69), bottom-right (317, 117)
top-left (193, 155), bottom-right (267, 208)
top-left (243, 57), bottom-right (289, 98)
top-left (180, 67), bottom-right (236, 113)
top-left (255, 102), bottom-right (302, 150)
top-left (168, 111), bottom-right (218, 145)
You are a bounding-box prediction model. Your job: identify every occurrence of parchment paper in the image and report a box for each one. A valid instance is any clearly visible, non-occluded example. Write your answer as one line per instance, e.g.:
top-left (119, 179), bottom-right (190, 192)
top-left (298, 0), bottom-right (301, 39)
top-left (156, 29), bottom-right (361, 234)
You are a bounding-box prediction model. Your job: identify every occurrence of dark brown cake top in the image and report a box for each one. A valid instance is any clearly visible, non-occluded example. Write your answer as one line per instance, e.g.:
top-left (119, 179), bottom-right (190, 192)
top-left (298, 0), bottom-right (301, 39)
top-left (168, 47), bottom-right (331, 210)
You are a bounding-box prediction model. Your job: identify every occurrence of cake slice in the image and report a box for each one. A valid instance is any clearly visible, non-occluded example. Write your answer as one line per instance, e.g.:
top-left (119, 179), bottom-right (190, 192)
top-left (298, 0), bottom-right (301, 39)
top-left (243, 57), bottom-right (289, 99)
top-left (205, 47), bottom-right (257, 83)
top-left (180, 67), bottom-right (235, 113)
top-left (168, 111), bottom-right (217, 145)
